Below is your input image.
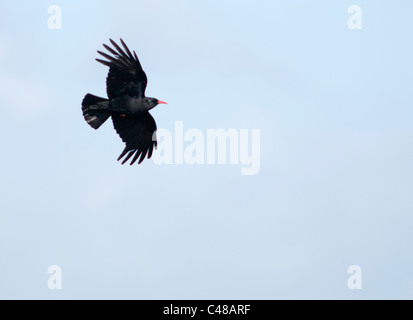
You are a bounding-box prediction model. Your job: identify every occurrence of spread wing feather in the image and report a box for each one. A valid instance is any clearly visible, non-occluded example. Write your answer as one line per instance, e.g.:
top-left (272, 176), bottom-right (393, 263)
top-left (96, 38), bottom-right (148, 99)
top-left (112, 112), bottom-right (157, 165)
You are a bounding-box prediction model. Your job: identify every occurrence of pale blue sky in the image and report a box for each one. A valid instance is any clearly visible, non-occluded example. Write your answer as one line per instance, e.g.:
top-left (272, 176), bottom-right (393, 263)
top-left (1, 0), bottom-right (413, 299)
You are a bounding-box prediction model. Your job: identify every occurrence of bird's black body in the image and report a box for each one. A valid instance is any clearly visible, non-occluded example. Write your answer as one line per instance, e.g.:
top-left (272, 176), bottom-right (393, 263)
top-left (82, 39), bottom-right (165, 165)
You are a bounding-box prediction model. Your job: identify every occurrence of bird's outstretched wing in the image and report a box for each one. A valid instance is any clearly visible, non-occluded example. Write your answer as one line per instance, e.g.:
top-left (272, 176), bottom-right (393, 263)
top-left (96, 38), bottom-right (148, 99)
top-left (112, 112), bottom-right (157, 165)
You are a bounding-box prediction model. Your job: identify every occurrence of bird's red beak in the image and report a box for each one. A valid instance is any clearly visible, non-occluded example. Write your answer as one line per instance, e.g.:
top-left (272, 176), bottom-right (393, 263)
top-left (157, 100), bottom-right (168, 105)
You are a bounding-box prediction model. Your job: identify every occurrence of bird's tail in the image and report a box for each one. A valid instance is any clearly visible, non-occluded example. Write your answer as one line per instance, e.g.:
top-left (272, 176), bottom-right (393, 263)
top-left (81, 94), bottom-right (111, 129)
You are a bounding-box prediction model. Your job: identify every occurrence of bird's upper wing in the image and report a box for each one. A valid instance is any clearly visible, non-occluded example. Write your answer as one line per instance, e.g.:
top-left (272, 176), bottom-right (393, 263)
top-left (96, 39), bottom-right (148, 99)
top-left (112, 112), bottom-right (157, 165)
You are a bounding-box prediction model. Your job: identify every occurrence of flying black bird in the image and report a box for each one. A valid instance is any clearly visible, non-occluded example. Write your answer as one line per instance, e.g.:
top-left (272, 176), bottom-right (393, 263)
top-left (82, 38), bottom-right (167, 165)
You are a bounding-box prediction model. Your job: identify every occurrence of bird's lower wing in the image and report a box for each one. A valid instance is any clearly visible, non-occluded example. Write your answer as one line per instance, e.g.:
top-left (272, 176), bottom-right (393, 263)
top-left (112, 112), bottom-right (157, 165)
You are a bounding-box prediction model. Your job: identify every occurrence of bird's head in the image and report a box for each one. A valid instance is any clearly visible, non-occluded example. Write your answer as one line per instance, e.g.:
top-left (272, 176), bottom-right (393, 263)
top-left (146, 97), bottom-right (167, 110)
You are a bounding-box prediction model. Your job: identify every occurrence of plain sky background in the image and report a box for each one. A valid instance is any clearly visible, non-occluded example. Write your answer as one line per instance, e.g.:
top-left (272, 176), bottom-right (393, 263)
top-left (1, 0), bottom-right (413, 299)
